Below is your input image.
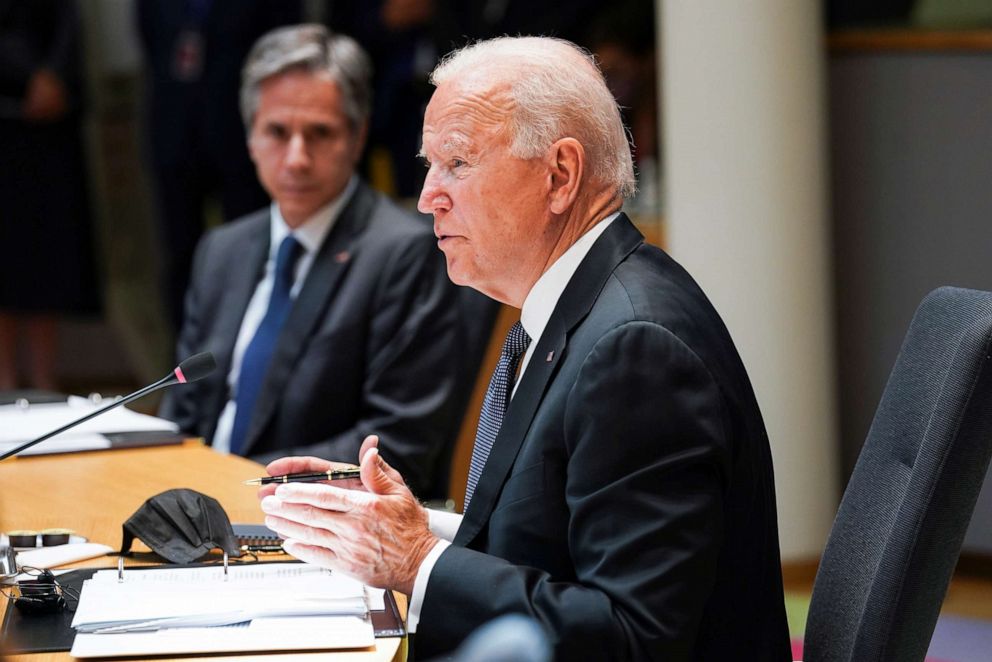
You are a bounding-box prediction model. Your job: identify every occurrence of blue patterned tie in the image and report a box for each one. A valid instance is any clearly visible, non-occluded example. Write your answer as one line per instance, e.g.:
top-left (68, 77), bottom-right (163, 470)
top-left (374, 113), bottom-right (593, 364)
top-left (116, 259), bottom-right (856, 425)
top-left (229, 235), bottom-right (303, 455)
top-left (464, 321), bottom-right (531, 510)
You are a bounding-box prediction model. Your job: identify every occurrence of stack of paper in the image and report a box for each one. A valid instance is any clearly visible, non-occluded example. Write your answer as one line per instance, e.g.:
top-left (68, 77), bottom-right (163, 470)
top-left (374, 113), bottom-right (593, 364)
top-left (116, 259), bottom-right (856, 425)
top-left (70, 564), bottom-right (377, 657)
top-left (0, 396), bottom-right (179, 456)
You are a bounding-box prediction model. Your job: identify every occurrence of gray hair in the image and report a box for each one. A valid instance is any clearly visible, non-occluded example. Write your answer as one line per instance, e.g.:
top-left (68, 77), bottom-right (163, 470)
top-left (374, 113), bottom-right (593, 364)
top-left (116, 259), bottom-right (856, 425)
top-left (430, 36), bottom-right (636, 199)
top-left (240, 24), bottom-right (372, 132)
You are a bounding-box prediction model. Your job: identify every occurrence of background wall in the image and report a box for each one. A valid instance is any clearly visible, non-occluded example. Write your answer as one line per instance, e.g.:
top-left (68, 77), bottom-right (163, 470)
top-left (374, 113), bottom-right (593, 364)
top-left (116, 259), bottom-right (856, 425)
top-left (828, 47), bottom-right (992, 554)
top-left (660, 0), bottom-right (839, 561)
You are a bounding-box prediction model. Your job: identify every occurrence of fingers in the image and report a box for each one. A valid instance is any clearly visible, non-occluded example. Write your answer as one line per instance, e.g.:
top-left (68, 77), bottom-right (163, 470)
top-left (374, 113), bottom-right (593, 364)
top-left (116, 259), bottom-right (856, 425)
top-left (263, 512), bottom-right (335, 547)
top-left (281, 539), bottom-right (339, 569)
top-left (360, 447), bottom-right (403, 496)
top-left (261, 497), bottom-right (357, 550)
top-left (359, 435), bottom-right (406, 485)
top-left (265, 455), bottom-right (335, 477)
top-left (263, 483), bottom-right (371, 518)
top-left (257, 456), bottom-right (360, 499)
top-left (359, 435), bottom-right (379, 463)
top-left (260, 464), bottom-right (434, 593)
top-left (360, 446), bottom-right (411, 495)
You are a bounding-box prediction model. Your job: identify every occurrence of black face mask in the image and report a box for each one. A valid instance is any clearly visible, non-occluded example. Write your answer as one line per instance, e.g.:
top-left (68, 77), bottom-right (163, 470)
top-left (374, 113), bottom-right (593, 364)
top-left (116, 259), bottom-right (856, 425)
top-left (120, 489), bottom-right (242, 564)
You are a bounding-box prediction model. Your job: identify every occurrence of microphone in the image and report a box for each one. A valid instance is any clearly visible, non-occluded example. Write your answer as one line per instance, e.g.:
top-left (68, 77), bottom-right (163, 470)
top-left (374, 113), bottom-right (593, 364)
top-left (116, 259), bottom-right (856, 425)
top-left (0, 352), bottom-right (216, 461)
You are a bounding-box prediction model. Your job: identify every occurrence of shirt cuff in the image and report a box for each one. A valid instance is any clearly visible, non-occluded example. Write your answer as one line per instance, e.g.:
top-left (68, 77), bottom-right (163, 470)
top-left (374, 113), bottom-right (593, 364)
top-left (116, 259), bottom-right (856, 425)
top-left (426, 508), bottom-right (463, 542)
top-left (406, 538), bottom-right (450, 634)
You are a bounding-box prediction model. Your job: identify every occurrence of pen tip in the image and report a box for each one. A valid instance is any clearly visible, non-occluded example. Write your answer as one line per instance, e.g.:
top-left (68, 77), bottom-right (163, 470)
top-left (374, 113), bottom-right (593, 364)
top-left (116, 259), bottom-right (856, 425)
top-left (243, 478), bottom-right (261, 485)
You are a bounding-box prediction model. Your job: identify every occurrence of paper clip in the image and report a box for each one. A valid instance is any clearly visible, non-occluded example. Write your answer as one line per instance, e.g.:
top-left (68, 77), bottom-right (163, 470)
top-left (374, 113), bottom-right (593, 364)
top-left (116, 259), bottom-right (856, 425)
top-left (117, 555), bottom-right (125, 583)
top-left (223, 551), bottom-right (229, 581)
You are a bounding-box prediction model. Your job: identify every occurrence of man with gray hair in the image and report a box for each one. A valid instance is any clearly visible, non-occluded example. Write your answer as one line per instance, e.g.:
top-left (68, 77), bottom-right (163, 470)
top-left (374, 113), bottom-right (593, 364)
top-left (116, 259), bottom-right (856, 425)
top-left (259, 36), bottom-right (791, 660)
top-left (161, 24), bottom-right (471, 498)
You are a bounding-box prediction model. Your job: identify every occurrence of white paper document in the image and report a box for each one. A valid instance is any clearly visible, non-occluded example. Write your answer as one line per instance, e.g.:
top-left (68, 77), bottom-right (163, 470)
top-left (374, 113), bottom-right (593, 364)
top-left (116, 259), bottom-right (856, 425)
top-left (70, 563), bottom-right (377, 657)
top-left (0, 397), bottom-right (179, 456)
top-left (16, 542), bottom-right (114, 570)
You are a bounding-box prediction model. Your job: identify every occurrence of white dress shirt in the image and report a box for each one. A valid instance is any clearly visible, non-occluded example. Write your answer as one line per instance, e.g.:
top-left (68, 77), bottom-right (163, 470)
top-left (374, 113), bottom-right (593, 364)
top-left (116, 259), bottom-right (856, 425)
top-left (407, 212), bottom-right (620, 632)
top-left (212, 177), bottom-right (358, 453)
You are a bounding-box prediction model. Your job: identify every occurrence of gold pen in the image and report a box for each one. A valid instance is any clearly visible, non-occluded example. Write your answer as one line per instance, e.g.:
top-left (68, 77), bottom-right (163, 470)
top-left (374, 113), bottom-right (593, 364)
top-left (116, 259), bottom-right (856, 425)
top-left (243, 468), bottom-right (362, 486)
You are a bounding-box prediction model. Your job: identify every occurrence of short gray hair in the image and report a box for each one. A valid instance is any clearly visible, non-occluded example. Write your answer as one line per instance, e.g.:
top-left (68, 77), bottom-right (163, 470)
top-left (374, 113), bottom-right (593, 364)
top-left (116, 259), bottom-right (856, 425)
top-left (430, 36), bottom-right (636, 199)
top-left (240, 24), bottom-right (372, 132)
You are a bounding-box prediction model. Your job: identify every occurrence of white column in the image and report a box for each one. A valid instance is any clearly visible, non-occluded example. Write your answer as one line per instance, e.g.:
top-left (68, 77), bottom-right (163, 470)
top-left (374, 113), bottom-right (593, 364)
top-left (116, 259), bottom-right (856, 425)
top-left (659, 1), bottom-right (838, 560)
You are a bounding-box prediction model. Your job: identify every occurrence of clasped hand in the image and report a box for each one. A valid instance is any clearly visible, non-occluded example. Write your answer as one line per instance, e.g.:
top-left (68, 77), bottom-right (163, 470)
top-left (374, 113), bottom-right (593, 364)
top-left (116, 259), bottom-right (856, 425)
top-left (257, 435), bottom-right (438, 596)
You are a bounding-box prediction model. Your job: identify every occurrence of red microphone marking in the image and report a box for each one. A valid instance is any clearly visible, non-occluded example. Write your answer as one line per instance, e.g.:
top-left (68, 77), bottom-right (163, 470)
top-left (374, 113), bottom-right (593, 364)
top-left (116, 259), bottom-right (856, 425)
top-left (174, 367), bottom-right (187, 384)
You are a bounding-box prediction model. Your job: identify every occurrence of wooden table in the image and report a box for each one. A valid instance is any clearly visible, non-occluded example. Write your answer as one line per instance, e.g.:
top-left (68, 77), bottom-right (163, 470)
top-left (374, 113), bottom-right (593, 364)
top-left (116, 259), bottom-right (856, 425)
top-left (0, 442), bottom-right (405, 661)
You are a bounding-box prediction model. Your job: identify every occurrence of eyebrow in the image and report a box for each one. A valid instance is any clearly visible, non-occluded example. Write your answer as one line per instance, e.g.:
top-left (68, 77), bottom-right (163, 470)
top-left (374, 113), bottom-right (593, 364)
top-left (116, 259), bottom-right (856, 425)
top-left (419, 132), bottom-right (473, 160)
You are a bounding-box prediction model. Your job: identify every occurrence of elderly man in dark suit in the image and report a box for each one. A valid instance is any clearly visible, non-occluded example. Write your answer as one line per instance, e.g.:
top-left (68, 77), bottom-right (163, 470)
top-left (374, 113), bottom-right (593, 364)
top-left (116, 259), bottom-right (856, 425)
top-left (160, 25), bottom-right (474, 498)
top-left (257, 36), bottom-right (792, 660)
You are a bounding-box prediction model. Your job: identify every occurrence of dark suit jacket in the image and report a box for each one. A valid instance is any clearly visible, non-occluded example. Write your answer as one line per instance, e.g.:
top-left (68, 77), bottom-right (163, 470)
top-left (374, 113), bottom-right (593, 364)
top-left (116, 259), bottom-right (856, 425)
top-left (417, 215), bottom-right (791, 660)
top-left (160, 182), bottom-right (467, 497)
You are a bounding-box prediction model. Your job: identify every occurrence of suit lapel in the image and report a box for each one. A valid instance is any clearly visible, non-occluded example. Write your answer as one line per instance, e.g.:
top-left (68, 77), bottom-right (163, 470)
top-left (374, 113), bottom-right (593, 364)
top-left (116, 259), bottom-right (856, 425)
top-left (455, 214), bottom-right (645, 547)
top-left (205, 216), bottom-right (268, 434)
top-left (241, 184), bottom-right (378, 453)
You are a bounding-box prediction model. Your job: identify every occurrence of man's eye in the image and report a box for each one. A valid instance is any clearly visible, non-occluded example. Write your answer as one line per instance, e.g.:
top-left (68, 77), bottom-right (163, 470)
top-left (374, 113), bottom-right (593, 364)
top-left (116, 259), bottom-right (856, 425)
top-left (309, 125), bottom-right (334, 140)
top-left (266, 125), bottom-right (288, 140)
top-left (451, 159), bottom-right (466, 168)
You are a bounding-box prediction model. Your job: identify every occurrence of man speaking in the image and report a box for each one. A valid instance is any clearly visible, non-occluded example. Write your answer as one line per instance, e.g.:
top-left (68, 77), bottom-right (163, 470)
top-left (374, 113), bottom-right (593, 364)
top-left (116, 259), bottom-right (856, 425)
top-left (259, 36), bottom-right (791, 660)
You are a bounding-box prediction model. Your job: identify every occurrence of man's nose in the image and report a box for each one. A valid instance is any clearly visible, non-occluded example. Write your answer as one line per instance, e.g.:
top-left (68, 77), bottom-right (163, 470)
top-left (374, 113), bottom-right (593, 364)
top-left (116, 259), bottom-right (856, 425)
top-left (418, 170), bottom-right (451, 214)
top-left (285, 133), bottom-right (310, 169)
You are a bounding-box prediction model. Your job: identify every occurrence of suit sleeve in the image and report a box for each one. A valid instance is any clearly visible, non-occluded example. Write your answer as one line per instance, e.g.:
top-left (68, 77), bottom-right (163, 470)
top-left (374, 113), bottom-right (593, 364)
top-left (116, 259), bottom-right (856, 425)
top-left (252, 231), bottom-right (464, 497)
top-left (418, 322), bottom-right (730, 660)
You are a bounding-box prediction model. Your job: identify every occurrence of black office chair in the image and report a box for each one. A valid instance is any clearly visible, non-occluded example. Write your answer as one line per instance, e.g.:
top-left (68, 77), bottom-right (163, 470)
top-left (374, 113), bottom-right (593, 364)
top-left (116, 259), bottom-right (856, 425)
top-left (427, 614), bottom-right (551, 662)
top-left (803, 286), bottom-right (992, 662)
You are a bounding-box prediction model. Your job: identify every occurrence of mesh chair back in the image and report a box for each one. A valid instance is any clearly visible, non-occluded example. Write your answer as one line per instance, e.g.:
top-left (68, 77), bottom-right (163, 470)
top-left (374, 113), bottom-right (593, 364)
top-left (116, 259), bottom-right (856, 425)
top-left (804, 286), bottom-right (992, 662)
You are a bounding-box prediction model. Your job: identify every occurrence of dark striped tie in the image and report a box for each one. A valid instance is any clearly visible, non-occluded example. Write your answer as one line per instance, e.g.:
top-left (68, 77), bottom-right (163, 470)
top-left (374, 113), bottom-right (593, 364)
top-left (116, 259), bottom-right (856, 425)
top-left (464, 321), bottom-right (531, 510)
top-left (229, 235), bottom-right (302, 455)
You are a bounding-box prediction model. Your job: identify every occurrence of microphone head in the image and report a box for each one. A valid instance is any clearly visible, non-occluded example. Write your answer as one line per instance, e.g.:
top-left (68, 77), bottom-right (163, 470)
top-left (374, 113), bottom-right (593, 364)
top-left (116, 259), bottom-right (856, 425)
top-left (173, 352), bottom-right (216, 384)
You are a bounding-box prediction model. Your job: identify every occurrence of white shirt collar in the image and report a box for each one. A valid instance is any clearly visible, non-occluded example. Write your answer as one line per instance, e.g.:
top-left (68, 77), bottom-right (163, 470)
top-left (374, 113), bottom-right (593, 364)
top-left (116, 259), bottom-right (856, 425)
top-left (520, 212), bottom-right (620, 348)
top-left (268, 175), bottom-right (358, 256)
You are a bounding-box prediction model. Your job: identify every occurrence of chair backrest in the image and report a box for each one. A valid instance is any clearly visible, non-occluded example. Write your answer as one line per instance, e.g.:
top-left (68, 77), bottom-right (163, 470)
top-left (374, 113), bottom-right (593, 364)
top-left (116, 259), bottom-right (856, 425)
top-left (804, 286), bottom-right (992, 662)
top-left (440, 614), bottom-right (551, 662)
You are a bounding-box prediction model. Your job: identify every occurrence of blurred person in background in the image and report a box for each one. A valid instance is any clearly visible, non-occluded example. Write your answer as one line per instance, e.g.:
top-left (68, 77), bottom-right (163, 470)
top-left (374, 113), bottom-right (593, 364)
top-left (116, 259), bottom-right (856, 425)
top-left (0, 0), bottom-right (99, 391)
top-left (323, 0), bottom-right (604, 199)
top-left (135, 0), bottom-right (301, 332)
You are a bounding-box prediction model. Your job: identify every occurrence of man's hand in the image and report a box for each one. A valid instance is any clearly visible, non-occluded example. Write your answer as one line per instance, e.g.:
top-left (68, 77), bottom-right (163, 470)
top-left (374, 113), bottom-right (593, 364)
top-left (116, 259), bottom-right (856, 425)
top-left (255, 435), bottom-right (383, 499)
top-left (259, 436), bottom-right (438, 595)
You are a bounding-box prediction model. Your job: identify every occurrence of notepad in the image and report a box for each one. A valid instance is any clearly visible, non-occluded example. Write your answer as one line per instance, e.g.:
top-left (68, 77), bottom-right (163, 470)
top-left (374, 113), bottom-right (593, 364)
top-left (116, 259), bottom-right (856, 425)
top-left (69, 563), bottom-right (377, 657)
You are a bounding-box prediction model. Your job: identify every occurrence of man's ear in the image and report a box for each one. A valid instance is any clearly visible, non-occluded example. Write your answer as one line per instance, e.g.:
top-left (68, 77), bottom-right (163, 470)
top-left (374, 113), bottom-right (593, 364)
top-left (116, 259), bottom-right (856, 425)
top-left (246, 123), bottom-right (259, 164)
top-left (548, 137), bottom-right (584, 214)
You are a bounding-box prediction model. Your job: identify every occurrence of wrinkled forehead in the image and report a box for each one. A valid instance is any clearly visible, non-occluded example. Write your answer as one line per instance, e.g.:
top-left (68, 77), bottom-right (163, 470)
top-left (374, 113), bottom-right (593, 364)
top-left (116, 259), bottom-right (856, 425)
top-left (422, 79), bottom-right (515, 151)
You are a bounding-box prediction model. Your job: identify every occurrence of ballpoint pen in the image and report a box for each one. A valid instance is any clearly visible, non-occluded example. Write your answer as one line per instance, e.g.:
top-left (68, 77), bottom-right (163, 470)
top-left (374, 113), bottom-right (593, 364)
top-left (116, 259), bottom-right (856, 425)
top-left (242, 468), bottom-right (362, 485)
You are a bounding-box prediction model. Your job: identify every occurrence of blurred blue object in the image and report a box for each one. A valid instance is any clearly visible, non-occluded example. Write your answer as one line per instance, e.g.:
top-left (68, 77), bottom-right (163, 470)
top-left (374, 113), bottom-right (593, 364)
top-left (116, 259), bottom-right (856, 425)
top-left (446, 614), bottom-right (551, 662)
